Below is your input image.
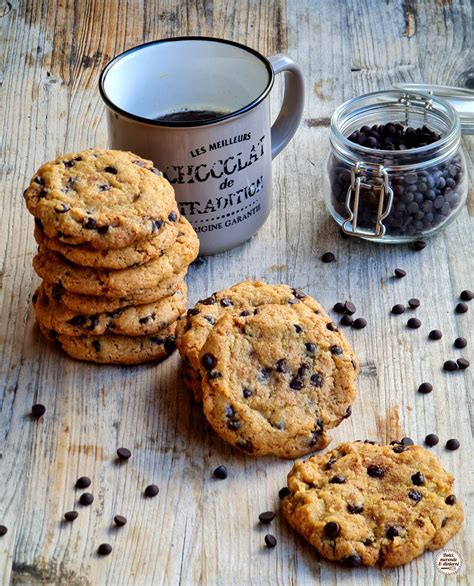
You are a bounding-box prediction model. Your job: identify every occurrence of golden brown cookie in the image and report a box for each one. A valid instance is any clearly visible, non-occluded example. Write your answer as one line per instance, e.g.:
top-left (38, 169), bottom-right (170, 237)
top-left (33, 217), bottom-right (199, 297)
top-left (39, 322), bottom-right (177, 365)
top-left (34, 222), bottom-right (179, 269)
top-left (176, 281), bottom-right (356, 402)
top-left (33, 283), bottom-right (186, 337)
top-left (281, 442), bottom-right (464, 567)
top-left (24, 148), bottom-right (179, 249)
top-left (42, 271), bottom-right (187, 315)
top-left (199, 303), bottom-right (358, 458)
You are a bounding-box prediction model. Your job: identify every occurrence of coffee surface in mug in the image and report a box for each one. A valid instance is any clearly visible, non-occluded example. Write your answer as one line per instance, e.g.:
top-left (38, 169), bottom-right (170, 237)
top-left (154, 108), bottom-right (230, 123)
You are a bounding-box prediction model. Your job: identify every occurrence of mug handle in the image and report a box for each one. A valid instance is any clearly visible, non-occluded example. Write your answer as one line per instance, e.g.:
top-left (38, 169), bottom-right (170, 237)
top-left (267, 54), bottom-right (305, 159)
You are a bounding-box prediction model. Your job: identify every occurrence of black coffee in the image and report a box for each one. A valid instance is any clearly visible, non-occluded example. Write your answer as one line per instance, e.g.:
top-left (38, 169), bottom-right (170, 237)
top-left (155, 109), bottom-right (228, 123)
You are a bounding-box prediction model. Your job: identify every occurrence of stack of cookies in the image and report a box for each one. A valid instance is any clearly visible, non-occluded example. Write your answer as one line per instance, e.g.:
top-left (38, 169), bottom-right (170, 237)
top-left (176, 281), bottom-right (359, 457)
top-left (24, 148), bottom-right (199, 365)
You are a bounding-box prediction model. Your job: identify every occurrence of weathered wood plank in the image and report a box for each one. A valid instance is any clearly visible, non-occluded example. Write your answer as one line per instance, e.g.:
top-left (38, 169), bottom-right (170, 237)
top-left (0, 0), bottom-right (472, 584)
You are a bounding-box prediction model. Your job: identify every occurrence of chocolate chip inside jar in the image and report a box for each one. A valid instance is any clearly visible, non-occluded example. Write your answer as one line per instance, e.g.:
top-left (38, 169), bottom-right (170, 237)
top-left (328, 122), bottom-right (465, 240)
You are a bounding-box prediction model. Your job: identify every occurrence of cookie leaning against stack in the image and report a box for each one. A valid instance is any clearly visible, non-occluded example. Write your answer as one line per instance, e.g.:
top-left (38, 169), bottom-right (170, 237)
top-left (24, 148), bottom-right (199, 364)
top-left (176, 281), bottom-right (359, 458)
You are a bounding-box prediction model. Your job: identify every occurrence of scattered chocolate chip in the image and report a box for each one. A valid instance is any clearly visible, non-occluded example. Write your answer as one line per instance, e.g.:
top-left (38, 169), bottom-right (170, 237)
top-left (104, 166), bottom-right (117, 174)
top-left (213, 465), bottom-right (228, 479)
top-left (117, 448), bottom-right (131, 460)
top-left (31, 404), bottom-right (46, 418)
top-left (264, 534), bottom-right (277, 548)
top-left (443, 360), bottom-right (458, 372)
top-left (79, 493), bottom-right (94, 506)
top-left (279, 487), bottom-right (290, 500)
top-left (347, 504), bottom-right (363, 514)
top-left (330, 345), bottom-right (342, 356)
top-left (460, 290), bottom-right (473, 301)
top-left (76, 476), bottom-right (91, 489)
top-left (344, 554), bottom-right (362, 567)
top-left (413, 240), bottom-right (426, 251)
top-left (201, 353), bottom-right (217, 371)
top-left (457, 358), bottom-right (469, 369)
top-left (344, 301), bottom-right (356, 315)
top-left (333, 302), bottom-right (345, 313)
top-left (408, 298), bottom-right (420, 309)
top-left (386, 526), bottom-right (400, 539)
top-left (411, 472), bottom-right (425, 486)
top-left (445, 438), bottom-right (460, 451)
top-left (407, 317), bottom-right (421, 329)
top-left (324, 521), bottom-right (340, 538)
top-left (114, 515), bottom-right (127, 526)
top-left (429, 329), bottom-right (442, 340)
top-left (338, 315), bottom-right (352, 327)
top-left (401, 437), bottom-right (414, 446)
top-left (98, 543), bottom-right (112, 556)
top-left (455, 302), bottom-right (468, 314)
top-left (425, 434), bottom-right (439, 447)
top-left (168, 211), bottom-right (177, 222)
top-left (418, 382), bottom-right (433, 394)
top-left (454, 337), bottom-right (467, 349)
top-left (352, 317), bottom-right (367, 329)
top-left (394, 268), bottom-right (406, 279)
top-left (329, 475), bottom-right (346, 484)
top-left (367, 465), bottom-right (384, 478)
top-left (391, 304), bottom-right (405, 315)
top-left (408, 490), bottom-right (422, 502)
top-left (144, 484), bottom-right (159, 497)
top-left (445, 495), bottom-right (456, 505)
top-left (321, 252), bottom-right (336, 263)
top-left (259, 512), bottom-right (276, 524)
top-left (64, 511), bottom-right (79, 522)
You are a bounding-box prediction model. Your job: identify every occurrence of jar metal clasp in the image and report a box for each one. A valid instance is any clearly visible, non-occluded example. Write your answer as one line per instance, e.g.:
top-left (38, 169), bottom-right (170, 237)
top-left (342, 162), bottom-right (394, 238)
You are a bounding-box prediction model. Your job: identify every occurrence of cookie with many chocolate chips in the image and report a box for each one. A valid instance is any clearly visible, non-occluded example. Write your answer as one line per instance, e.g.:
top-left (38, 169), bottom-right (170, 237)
top-left (42, 271), bottom-right (187, 315)
top-left (176, 281), bottom-right (354, 401)
top-left (33, 283), bottom-right (186, 337)
top-left (34, 221), bottom-right (179, 269)
top-left (199, 303), bottom-right (358, 458)
top-left (33, 217), bottom-right (198, 297)
top-left (24, 149), bottom-right (179, 249)
top-left (39, 322), bottom-right (177, 365)
top-left (281, 442), bottom-right (464, 567)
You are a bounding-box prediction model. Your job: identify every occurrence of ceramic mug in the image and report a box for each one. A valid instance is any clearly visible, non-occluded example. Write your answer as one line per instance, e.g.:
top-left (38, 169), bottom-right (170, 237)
top-left (99, 37), bottom-right (304, 255)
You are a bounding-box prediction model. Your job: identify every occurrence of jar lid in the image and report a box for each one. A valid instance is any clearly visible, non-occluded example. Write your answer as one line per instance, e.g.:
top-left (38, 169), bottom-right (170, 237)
top-left (393, 83), bottom-right (474, 134)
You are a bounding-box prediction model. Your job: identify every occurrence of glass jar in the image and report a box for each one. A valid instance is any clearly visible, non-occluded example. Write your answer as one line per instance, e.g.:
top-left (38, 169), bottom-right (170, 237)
top-left (324, 90), bottom-right (468, 242)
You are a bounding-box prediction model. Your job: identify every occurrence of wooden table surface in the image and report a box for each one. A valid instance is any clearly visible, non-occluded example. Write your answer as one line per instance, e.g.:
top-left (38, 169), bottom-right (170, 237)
top-left (1, 0), bottom-right (472, 584)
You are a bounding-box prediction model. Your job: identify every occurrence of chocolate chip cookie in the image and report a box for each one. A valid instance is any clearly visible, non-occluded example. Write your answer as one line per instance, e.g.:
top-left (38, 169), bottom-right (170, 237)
top-left (33, 283), bottom-right (186, 337)
top-left (199, 303), bottom-right (358, 458)
top-left (176, 281), bottom-right (355, 402)
top-left (39, 322), bottom-right (177, 365)
top-left (33, 217), bottom-right (198, 297)
top-left (24, 149), bottom-right (179, 249)
top-left (42, 271), bottom-right (187, 315)
top-left (281, 442), bottom-right (464, 567)
top-left (34, 222), bottom-right (179, 269)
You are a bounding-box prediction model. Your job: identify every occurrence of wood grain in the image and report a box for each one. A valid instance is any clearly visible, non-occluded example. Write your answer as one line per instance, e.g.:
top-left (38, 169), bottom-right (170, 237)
top-left (0, 0), bottom-right (472, 584)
